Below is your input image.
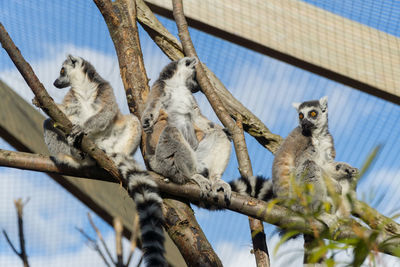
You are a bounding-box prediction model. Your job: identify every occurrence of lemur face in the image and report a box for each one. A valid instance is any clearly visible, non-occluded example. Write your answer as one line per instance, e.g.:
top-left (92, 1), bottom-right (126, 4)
top-left (292, 96), bottom-right (328, 136)
top-left (159, 57), bottom-right (201, 92)
top-left (53, 55), bottom-right (83, 89)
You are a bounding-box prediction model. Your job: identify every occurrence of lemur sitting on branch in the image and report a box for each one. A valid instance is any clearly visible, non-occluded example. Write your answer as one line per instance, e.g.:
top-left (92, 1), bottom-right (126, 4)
top-left (43, 55), bottom-right (166, 267)
top-left (231, 97), bottom-right (358, 221)
top-left (141, 57), bottom-right (232, 204)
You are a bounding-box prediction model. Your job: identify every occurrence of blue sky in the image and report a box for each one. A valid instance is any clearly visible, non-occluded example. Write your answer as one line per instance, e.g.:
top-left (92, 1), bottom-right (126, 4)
top-left (0, 0), bottom-right (400, 266)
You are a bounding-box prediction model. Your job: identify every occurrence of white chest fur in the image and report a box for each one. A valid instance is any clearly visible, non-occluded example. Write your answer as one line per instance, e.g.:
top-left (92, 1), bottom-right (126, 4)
top-left (164, 84), bottom-right (195, 116)
top-left (312, 134), bottom-right (333, 165)
top-left (70, 82), bottom-right (99, 124)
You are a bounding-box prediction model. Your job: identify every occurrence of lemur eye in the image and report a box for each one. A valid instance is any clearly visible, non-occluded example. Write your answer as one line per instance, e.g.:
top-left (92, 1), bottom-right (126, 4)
top-left (185, 60), bottom-right (191, 67)
top-left (310, 111), bottom-right (317, 117)
top-left (60, 67), bottom-right (65, 75)
top-left (299, 113), bottom-right (304, 119)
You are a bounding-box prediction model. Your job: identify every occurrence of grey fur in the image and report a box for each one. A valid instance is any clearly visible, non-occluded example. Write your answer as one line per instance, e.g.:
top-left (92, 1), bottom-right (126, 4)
top-left (273, 96), bottom-right (357, 223)
top-left (44, 55), bottom-right (166, 267)
top-left (142, 57), bottom-right (232, 203)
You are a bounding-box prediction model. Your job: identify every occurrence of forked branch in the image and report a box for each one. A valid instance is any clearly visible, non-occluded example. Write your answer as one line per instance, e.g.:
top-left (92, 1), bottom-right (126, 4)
top-left (2, 198), bottom-right (30, 267)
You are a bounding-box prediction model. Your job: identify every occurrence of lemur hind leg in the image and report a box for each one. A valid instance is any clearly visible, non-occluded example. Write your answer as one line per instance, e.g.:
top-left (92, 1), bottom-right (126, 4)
top-left (43, 119), bottom-right (94, 168)
top-left (150, 125), bottom-right (212, 198)
top-left (196, 129), bottom-right (232, 202)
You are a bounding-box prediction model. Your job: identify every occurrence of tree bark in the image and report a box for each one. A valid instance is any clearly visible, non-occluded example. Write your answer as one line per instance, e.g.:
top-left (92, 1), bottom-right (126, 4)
top-left (93, 0), bottom-right (222, 265)
top-left (171, 1), bottom-right (269, 265)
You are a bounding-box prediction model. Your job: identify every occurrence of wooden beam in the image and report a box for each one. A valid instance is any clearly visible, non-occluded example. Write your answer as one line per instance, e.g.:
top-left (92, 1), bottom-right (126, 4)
top-left (0, 80), bottom-right (186, 267)
top-left (145, 0), bottom-right (400, 104)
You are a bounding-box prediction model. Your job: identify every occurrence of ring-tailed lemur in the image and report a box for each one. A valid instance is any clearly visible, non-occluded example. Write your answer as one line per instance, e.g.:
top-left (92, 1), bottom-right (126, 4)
top-left (231, 97), bottom-right (358, 217)
top-left (141, 57), bottom-right (232, 204)
top-left (43, 55), bottom-right (166, 267)
top-left (272, 96), bottom-right (359, 223)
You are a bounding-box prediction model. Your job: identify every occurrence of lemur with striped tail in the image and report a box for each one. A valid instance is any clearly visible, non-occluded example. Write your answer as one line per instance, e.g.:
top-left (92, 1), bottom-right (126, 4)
top-left (43, 55), bottom-right (166, 266)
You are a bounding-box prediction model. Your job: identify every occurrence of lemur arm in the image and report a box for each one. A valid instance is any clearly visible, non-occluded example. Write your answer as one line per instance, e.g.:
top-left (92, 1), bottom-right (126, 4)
top-left (83, 85), bottom-right (118, 135)
top-left (141, 81), bottom-right (164, 132)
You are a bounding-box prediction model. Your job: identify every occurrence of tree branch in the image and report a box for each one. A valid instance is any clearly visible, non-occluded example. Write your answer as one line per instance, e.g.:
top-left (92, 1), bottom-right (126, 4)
top-left (0, 22), bottom-right (122, 183)
top-left (2, 198), bottom-right (30, 267)
top-left (75, 226), bottom-right (111, 267)
top-left (171, 1), bottom-right (269, 265)
top-left (93, 0), bottom-right (222, 265)
top-left (125, 214), bottom-right (140, 267)
top-left (2, 149), bottom-right (400, 257)
top-left (87, 212), bottom-right (116, 265)
top-left (135, 0), bottom-right (282, 154)
top-left (114, 217), bottom-right (124, 267)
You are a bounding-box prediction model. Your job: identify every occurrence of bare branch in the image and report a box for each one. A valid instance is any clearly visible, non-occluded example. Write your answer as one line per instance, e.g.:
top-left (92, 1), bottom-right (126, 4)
top-left (171, 1), bottom-right (269, 265)
top-left (162, 198), bottom-right (223, 267)
top-left (75, 227), bottom-right (111, 267)
top-left (2, 149), bottom-right (400, 257)
top-left (2, 230), bottom-right (20, 258)
top-left (2, 198), bottom-right (30, 267)
top-left (88, 213), bottom-right (116, 265)
top-left (125, 214), bottom-right (140, 266)
top-left (14, 199), bottom-right (29, 267)
top-left (0, 22), bottom-right (122, 183)
top-left (114, 217), bottom-right (124, 267)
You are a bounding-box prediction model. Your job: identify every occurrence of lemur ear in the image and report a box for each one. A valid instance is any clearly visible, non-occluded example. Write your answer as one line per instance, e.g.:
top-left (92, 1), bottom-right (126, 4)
top-left (67, 54), bottom-right (79, 67)
top-left (292, 102), bottom-right (301, 111)
top-left (319, 96), bottom-right (328, 112)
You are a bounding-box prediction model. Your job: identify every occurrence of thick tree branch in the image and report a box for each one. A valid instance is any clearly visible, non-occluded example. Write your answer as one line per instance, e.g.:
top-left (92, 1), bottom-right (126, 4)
top-left (162, 198), bottom-right (223, 267)
top-left (93, 1), bottom-right (222, 265)
top-left (0, 22), bottom-right (121, 182)
top-left (2, 149), bottom-right (400, 257)
top-left (171, 1), bottom-right (269, 265)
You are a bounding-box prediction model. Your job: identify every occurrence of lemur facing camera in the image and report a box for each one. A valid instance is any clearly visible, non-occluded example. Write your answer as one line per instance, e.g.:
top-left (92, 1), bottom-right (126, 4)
top-left (231, 97), bottom-right (358, 220)
top-left (43, 55), bottom-right (166, 267)
top-left (273, 96), bottom-right (358, 222)
top-left (141, 57), bottom-right (232, 203)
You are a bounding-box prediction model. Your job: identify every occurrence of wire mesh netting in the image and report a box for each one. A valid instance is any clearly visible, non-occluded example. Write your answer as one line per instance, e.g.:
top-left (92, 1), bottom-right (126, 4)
top-left (0, 0), bottom-right (400, 266)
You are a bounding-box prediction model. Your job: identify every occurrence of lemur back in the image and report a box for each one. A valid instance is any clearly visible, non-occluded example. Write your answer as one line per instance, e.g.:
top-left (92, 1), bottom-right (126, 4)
top-left (141, 57), bottom-right (232, 204)
top-left (43, 55), bottom-right (166, 266)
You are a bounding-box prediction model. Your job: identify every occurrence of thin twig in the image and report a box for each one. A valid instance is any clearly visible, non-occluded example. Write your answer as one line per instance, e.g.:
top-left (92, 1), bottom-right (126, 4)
top-left (75, 227), bottom-right (111, 267)
top-left (171, 1), bottom-right (269, 265)
top-left (125, 214), bottom-right (140, 266)
top-left (87, 213), bottom-right (116, 265)
top-left (14, 199), bottom-right (29, 267)
top-left (2, 230), bottom-right (20, 257)
top-left (114, 217), bottom-right (124, 267)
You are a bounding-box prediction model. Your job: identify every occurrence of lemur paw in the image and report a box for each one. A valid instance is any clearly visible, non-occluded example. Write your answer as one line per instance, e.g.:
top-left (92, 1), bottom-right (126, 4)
top-left (191, 174), bottom-right (212, 199)
top-left (67, 125), bottom-right (85, 148)
top-left (211, 180), bottom-right (232, 205)
top-left (141, 113), bottom-right (155, 133)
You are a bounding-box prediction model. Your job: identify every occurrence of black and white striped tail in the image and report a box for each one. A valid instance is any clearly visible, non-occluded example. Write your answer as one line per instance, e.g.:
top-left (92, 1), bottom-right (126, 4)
top-left (111, 154), bottom-right (166, 267)
top-left (229, 175), bottom-right (273, 201)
